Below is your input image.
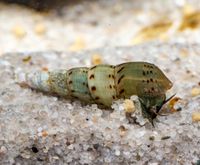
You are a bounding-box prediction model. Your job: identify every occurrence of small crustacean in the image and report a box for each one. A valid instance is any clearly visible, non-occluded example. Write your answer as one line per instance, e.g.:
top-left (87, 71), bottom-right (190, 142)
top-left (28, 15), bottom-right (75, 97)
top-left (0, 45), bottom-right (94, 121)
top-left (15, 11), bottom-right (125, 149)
top-left (17, 62), bottom-right (173, 125)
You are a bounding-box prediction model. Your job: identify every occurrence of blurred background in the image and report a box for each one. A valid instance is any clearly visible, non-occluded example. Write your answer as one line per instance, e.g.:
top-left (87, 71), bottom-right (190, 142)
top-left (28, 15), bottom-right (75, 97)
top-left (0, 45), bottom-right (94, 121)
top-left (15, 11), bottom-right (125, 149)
top-left (0, 0), bottom-right (200, 55)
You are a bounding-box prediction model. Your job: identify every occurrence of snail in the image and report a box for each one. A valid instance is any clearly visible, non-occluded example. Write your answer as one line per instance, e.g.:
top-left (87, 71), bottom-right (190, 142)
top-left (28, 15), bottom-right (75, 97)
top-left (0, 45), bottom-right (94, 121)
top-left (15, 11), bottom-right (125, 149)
top-left (17, 62), bottom-right (174, 125)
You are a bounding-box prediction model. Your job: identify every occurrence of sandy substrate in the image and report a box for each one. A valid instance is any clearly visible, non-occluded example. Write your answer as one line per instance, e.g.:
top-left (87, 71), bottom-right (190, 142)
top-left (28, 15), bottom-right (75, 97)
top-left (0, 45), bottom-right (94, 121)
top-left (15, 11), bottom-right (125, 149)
top-left (1, 0), bottom-right (200, 55)
top-left (0, 42), bottom-right (200, 164)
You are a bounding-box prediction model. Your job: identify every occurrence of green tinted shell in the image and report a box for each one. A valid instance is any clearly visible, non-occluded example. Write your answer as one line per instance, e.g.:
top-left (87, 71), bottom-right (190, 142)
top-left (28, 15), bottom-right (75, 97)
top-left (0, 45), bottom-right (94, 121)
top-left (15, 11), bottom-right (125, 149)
top-left (19, 62), bottom-right (173, 124)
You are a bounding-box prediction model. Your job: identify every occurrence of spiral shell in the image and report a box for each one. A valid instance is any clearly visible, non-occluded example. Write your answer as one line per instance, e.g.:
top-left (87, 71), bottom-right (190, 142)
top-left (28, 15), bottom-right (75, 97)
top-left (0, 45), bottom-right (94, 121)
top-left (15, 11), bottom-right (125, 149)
top-left (17, 62), bottom-right (173, 123)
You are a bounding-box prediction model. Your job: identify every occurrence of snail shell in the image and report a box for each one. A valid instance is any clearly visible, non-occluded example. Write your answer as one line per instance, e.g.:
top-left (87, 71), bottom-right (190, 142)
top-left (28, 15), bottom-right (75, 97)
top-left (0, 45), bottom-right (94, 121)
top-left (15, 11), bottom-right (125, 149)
top-left (17, 62), bottom-right (173, 124)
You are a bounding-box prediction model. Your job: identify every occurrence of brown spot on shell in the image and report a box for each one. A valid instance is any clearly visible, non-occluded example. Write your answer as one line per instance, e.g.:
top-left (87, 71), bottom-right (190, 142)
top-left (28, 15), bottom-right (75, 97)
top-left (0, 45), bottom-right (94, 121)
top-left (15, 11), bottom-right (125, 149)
top-left (109, 85), bottom-right (112, 89)
top-left (90, 66), bottom-right (97, 70)
top-left (117, 67), bottom-right (125, 73)
top-left (118, 75), bottom-right (124, 84)
top-left (89, 74), bottom-right (95, 79)
top-left (91, 86), bottom-right (96, 91)
top-left (147, 65), bottom-right (153, 68)
top-left (119, 89), bottom-right (125, 94)
top-left (68, 71), bottom-right (72, 75)
top-left (109, 74), bottom-right (115, 79)
top-left (95, 96), bottom-right (100, 100)
top-left (69, 80), bottom-right (72, 84)
top-left (112, 96), bottom-right (116, 99)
